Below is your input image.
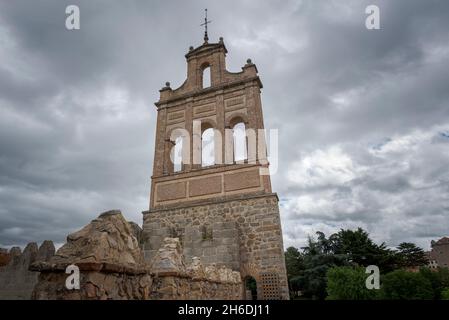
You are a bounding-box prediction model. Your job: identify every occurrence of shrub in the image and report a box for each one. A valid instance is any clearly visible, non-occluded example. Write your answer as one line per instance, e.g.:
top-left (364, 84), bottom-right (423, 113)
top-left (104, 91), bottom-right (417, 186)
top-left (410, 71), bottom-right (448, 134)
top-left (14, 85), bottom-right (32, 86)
top-left (441, 288), bottom-right (449, 300)
top-left (380, 270), bottom-right (434, 300)
top-left (326, 266), bottom-right (378, 300)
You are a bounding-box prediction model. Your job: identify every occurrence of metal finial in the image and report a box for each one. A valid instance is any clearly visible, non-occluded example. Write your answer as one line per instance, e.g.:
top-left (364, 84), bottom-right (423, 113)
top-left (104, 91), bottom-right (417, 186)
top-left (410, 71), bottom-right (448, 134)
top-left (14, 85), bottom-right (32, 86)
top-left (200, 9), bottom-right (212, 44)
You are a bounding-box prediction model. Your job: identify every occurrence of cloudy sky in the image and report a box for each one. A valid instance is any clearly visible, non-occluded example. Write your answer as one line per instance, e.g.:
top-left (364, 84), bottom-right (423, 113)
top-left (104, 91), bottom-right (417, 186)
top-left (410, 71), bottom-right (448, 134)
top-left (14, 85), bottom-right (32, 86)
top-left (1, 0), bottom-right (448, 251)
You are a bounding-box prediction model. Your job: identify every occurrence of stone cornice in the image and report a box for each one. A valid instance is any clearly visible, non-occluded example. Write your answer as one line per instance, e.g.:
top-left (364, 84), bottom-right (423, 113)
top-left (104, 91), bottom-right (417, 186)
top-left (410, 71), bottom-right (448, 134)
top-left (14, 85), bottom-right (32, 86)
top-left (155, 76), bottom-right (263, 109)
top-left (143, 192), bottom-right (279, 213)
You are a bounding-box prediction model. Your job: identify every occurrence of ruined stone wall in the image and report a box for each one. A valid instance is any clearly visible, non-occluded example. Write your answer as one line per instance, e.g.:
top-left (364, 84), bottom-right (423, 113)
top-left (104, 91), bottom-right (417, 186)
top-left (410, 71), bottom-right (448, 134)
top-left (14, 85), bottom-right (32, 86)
top-left (150, 238), bottom-right (242, 300)
top-left (31, 211), bottom-right (242, 300)
top-left (151, 276), bottom-right (241, 300)
top-left (32, 263), bottom-right (154, 300)
top-left (0, 241), bottom-right (55, 299)
top-left (32, 261), bottom-right (241, 300)
top-left (143, 193), bottom-right (289, 300)
top-left (128, 221), bottom-right (143, 247)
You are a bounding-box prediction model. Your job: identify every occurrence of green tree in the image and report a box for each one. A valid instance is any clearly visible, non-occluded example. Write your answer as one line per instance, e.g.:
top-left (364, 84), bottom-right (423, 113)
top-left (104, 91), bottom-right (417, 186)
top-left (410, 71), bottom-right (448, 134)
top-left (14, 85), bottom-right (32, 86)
top-left (441, 288), bottom-right (449, 300)
top-left (292, 234), bottom-right (348, 299)
top-left (326, 266), bottom-right (378, 300)
top-left (436, 267), bottom-right (449, 288)
top-left (380, 270), bottom-right (434, 299)
top-left (330, 228), bottom-right (399, 272)
top-left (285, 246), bottom-right (303, 279)
top-left (419, 267), bottom-right (449, 299)
top-left (285, 228), bottom-right (431, 300)
top-left (396, 242), bottom-right (428, 268)
top-left (284, 246), bottom-right (304, 297)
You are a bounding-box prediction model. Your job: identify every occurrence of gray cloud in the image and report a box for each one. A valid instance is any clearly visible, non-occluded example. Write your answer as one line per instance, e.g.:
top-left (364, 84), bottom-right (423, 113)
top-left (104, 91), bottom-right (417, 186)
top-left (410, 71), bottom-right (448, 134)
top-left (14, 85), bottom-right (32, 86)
top-left (1, 0), bottom-right (449, 251)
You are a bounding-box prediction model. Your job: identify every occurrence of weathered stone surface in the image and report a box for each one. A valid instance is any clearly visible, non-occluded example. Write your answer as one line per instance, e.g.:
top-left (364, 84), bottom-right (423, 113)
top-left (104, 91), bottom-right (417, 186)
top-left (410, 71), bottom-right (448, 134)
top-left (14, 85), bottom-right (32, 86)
top-left (144, 216), bottom-right (240, 270)
top-left (150, 250), bottom-right (242, 300)
top-left (45, 210), bottom-right (144, 269)
top-left (31, 211), bottom-right (152, 300)
top-left (231, 271), bottom-right (242, 283)
top-left (31, 213), bottom-right (242, 300)
top-left (205, 264), bottom-right (220, 282)
top-left (150, 238), bottom-right (186, 276)
top-left (128, 221), bottom-right (143, 247)
top-left (143, 194), bottom-right (289, 299)
top-left (32, 270), bottom-right (155, 300)
top-left (186, 257), bottom-right (206, 279)
top-left (9, 246), bottom-right (22, 258)
top-left (218, 265), bottom-right (234, 283)
top-left (151, 275), bottom-right (242, 300)
top-left (37, 240), bottom-right (55, 262)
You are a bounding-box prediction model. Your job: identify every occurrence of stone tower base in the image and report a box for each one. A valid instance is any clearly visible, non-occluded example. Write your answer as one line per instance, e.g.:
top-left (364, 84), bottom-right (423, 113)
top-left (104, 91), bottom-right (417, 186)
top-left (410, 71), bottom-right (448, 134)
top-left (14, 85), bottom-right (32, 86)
top-left (143, 193), bottom-right (289, 300)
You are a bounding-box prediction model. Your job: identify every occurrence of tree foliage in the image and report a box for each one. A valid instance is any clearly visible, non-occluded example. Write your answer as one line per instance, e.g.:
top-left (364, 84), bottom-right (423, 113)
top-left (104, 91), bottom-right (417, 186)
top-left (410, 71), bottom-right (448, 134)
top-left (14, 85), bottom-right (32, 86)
top-left (330, 228), bottom-right (399, 272)
top-left (441, 288), bottom-right (449, 300)
top-left (380, 269), bottom-right (434, 299)
top-left (326, 266), bottom-right (378, 300)
top-left (284, 246), bottom-right (303, 279)
top-left (284, 227), bottom-right (434, 300)
top-left (284, 246), bottom-right (304, 294)
top-left (288, 233), bottom-right (349, 299)
top-left (418, 267), bottom-right (449, 299)
top-left (396, 242), bottom-right (428, 268)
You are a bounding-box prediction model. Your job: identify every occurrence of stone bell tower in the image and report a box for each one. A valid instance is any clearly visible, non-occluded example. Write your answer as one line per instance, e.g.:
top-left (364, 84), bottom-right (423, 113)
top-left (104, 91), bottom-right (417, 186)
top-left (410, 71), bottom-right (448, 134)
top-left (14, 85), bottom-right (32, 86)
top-left (142, 35), bottom-right (289, 300)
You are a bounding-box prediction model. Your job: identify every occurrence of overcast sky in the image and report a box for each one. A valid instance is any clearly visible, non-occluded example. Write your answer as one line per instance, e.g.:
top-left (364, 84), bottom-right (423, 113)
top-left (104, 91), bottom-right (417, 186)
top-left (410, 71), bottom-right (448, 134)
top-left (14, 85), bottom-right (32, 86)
top-left (1, 0), bottom-right (448, 251)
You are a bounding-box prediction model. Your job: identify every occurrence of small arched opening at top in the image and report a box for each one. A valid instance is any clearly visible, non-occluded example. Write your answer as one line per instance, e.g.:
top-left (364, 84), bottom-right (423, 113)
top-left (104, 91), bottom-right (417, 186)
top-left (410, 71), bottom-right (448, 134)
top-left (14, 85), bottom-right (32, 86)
top-left (201, 63), bottom-right (211, 89)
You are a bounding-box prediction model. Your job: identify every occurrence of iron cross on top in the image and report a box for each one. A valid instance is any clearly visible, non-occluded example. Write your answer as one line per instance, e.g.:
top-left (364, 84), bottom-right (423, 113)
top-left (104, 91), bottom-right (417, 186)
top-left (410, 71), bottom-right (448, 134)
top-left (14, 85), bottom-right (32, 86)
top-left (200, 9), bottom-right (212, 43)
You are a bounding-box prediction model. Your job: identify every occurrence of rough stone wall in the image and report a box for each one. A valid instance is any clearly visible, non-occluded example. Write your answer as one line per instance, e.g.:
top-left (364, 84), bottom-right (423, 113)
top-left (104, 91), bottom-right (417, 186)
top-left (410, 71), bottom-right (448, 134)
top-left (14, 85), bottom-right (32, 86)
top-left (151, 276), bottom-right (241, 300)
top-left (143, 193), bottom-right (289, 300)
top-left (32, 257), bottom-right (241, 300)
top-left (31, 210), bottom-right (150, 300)
top-left (31, 211), bottom-right (242, 300)
top-left (128, 221), bottom-right (143, 247)
top-left (0, 241), bottom-right (55, 299)
top-left (32, 265), bottom-right (153, 300)
top-left (144, 215), bottom-right (239, 270)
top-left (150, 238), bottom-right (241, 300)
